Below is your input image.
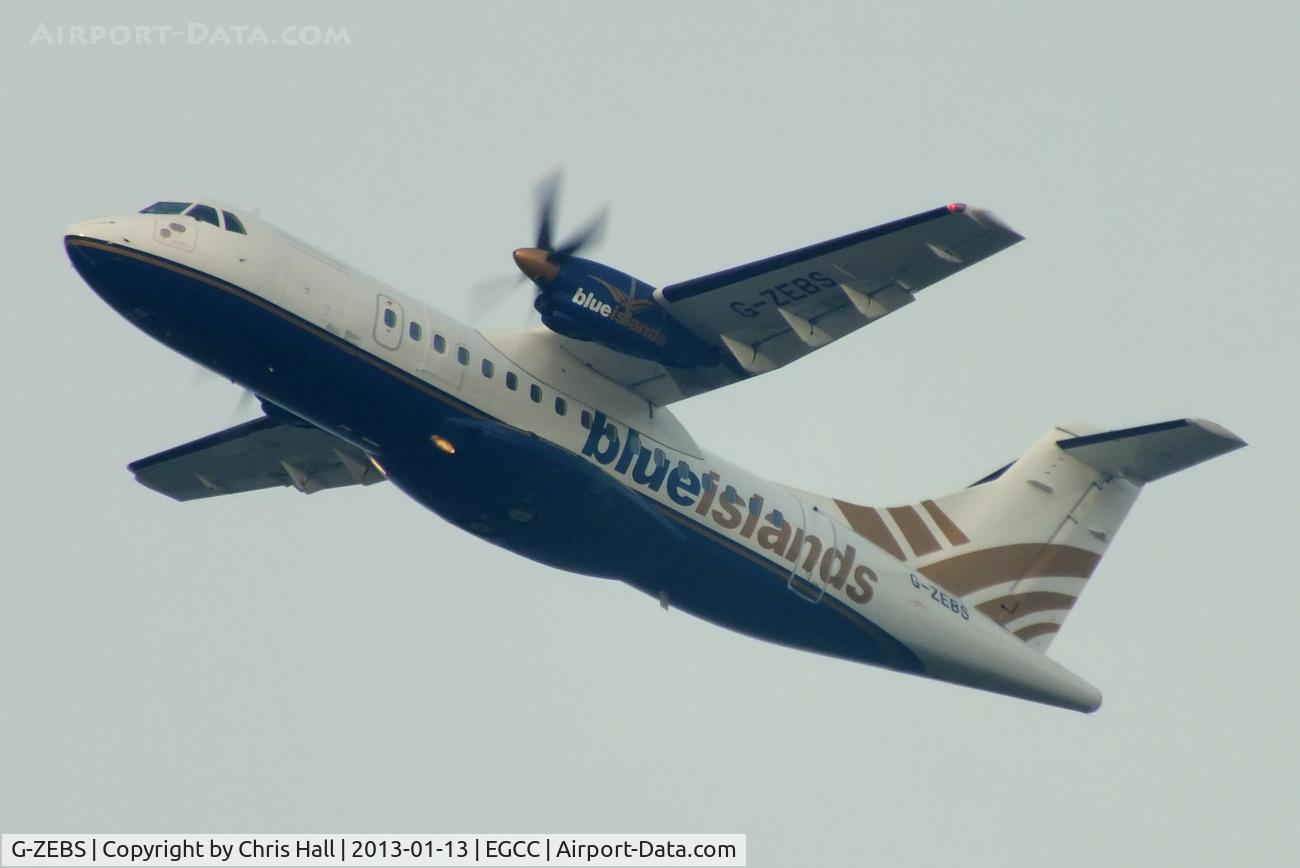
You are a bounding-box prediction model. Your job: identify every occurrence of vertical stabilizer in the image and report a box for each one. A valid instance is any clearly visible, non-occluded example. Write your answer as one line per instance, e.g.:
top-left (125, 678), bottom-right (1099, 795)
top-left (834, 419), bottom-right (1244, 652)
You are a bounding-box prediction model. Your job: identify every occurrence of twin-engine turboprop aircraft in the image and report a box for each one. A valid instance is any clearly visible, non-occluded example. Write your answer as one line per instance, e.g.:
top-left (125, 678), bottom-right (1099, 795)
top-left (64, 184), bottom-right (1244, 712)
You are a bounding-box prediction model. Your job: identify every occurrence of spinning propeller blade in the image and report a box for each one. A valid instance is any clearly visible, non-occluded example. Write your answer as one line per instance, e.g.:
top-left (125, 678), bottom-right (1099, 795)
top-left (471, 172), bottom-right (608, 320)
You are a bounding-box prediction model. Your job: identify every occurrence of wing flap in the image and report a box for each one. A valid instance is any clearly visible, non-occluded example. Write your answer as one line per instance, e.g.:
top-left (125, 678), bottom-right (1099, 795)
top-left (128, 416), bottom-right (384, 501)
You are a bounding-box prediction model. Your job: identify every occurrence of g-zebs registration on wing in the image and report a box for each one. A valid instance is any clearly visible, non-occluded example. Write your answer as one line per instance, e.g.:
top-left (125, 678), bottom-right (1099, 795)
top-left (549, 204), bottom-right (1023, 405)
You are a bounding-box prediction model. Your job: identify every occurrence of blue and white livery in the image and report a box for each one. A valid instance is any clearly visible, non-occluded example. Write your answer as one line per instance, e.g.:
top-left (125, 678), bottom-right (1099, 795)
top-left (64, 190), bottom-right (1245, 712)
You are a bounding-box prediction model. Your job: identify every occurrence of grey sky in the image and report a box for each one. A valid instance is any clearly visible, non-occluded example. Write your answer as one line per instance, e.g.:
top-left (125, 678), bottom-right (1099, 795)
top-left (3, 2), bottom-right (1297, 865)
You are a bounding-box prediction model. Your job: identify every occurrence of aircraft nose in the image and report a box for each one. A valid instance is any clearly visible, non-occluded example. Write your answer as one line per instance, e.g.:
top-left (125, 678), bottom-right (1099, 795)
top-left (512, 247), bottom-right (560, 284)
top-left (65, 217), bottom-right (117, 242)
top-left (64, 217), bottom-right (133, 285)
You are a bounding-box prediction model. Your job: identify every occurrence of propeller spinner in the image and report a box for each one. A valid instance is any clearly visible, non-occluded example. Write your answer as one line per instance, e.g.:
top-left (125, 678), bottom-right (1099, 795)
top-left (511, 172), bottom-right (606, 288)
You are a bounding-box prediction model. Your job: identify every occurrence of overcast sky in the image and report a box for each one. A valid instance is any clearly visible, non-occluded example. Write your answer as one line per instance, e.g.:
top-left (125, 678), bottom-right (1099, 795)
top-left (3, 2), bottom-right (1298, 865)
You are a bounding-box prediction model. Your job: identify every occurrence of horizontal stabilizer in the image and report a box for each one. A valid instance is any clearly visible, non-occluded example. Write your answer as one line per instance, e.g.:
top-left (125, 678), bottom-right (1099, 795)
top-left (1056, 418), bottom-right (1246, 484)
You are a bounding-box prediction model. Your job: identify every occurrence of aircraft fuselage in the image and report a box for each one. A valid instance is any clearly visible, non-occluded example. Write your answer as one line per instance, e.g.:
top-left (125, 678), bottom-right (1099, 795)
top-left (65, 204), bottom-right (1104, 712)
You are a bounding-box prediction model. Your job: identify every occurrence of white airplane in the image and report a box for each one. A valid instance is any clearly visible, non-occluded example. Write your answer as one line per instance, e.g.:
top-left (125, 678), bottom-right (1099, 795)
top-left (64, 185), bottom-right (1244, 712)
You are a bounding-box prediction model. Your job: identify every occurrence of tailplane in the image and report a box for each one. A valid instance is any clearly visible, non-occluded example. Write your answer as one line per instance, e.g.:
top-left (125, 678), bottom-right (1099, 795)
top-left (834, 419), bottom-right (1245, 651)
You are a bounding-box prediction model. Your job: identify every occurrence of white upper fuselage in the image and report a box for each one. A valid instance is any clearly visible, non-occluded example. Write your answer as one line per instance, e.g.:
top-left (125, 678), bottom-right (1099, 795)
top-left (65, 201), bottom-right (1103, 712)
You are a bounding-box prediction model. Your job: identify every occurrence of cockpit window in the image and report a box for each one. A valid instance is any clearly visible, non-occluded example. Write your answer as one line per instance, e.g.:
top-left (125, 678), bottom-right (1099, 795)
top-left (140, 201), bottom-right (191, 215)
top-left (186, 204), bottom-right (220, 227)
top-left (222, 211), bottom-right (247, 235)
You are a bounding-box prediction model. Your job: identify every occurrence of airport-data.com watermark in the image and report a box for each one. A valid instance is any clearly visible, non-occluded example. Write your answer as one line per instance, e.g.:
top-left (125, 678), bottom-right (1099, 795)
top-left (29, 22), bottom-right (352, 48)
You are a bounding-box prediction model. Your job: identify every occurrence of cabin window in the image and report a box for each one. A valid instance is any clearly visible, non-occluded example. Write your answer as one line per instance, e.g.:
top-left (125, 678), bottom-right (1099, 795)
top-left (140, 201), bottom-right (190, 215)
top-left (222, 211), bottom-right (247, 234)
top-left (456, 346), bottom-right (469, 366)
top-left (186, 204), bottom-right (220, 227)
top-left (580, 410), bottom-right (593, 429)
top-left (505, 372), bottom-right (518, 391)
top-left (481, 359), bottom-right (494, 378)
top-left (554, 397), bottom-right (567, 416)
top-left (432, 333), bottom-right (446, 353)
top-left (529, 384), bottom-right (542, 403)
top-left (383, 308), bottom-right (397, 328)
top-left (409, 321), bottom-right (422, 341)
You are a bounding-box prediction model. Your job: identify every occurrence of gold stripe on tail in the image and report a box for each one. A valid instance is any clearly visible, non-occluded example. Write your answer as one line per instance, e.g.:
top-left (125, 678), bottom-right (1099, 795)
top-left (887, 505), bottom-right (942, 557)
top-left (921, 499), bottom-right (970, 546)
top-left (976, 590), bottom-right (1078, 626)
top-left (918, 543), bottom-right (1101, 597)
top-left (834, 501), bottom-right (906, 560)
top-left (1014, 622), bottom-right (1061, 642)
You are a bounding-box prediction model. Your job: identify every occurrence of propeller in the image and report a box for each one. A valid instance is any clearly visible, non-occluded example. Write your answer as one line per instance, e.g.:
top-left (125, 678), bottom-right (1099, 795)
top-left (191, 363), bottom-right (261, 422)
top-left (525, 171), bottom-right (608, 265)
top-left (469, 172), bottom-right (607, 321)
top-left (467, 274), bottom-right (528, 323)
top-left (229, 386), bottom-right (259, 422)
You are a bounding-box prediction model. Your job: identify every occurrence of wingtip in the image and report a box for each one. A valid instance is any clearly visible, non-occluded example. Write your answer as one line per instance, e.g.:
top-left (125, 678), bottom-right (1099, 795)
top-left (964, 206), bottom-right (1024, 241)
top-left (1187, 418), bottom-right (1248, 450)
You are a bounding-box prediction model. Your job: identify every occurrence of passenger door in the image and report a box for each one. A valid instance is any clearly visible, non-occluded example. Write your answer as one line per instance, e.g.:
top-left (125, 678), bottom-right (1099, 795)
top-left (787, 502), bottom-right (837, 603)
top-left (374, 295), bottom-right (403, 350)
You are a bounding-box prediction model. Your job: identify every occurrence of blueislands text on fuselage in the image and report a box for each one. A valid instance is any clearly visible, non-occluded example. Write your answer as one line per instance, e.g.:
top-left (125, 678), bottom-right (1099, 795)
top-left (581, 412), bottom-right (879, 601)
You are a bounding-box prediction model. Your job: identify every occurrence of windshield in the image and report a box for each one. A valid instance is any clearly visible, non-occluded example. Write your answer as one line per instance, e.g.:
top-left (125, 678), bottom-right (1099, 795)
top-left (186, 204), bottom-right (220, 227)
top-left (140, 201), bottom-right (190, 215)
top-left (222, 210), bottom-right (247, 234)
top-left (140, 200), bottom-right (249, 234)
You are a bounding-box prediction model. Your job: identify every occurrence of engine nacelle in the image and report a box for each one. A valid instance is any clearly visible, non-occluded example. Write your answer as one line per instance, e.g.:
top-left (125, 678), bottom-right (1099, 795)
top-left (534, 257), bottom-right (718, 368)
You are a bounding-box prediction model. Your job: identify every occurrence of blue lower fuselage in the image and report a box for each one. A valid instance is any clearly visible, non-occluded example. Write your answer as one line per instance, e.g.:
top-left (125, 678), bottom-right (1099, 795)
top-left (67, 237), bottom-right (921, 675)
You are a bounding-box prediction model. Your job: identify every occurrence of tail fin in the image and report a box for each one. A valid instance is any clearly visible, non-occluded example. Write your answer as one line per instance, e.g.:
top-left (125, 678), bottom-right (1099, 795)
top-left (834, 419), bottom-right (1245, 651)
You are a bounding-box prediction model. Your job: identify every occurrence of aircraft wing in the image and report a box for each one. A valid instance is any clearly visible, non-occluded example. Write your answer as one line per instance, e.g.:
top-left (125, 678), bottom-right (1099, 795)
top-left (128, 415), bottom-right (385, 501)
top-left (550, 204), bottom-right (1022, 405)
